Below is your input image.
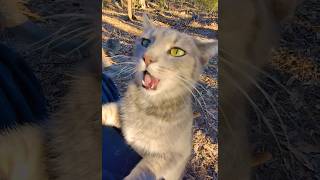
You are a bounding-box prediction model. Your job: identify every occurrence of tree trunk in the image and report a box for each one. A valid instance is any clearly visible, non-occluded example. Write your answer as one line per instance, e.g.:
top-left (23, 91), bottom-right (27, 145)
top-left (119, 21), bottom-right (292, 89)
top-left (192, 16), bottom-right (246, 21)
top-left (140, 0), bottom-right (146, 9)
top-left (127, 0), bottom-right (133, 21)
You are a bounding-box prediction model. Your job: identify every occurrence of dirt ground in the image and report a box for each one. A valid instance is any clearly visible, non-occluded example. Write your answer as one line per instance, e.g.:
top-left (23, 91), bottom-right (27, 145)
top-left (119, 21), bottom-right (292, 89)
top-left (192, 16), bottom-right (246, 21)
top-left (250, 0), bottom-right (320, 179)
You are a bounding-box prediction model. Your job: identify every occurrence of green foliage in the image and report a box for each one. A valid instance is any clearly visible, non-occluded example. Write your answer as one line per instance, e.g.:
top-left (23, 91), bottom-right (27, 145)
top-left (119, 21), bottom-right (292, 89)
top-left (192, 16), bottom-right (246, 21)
top-left (157, 0), bottom-right (218, 12)
top-left (194, 0), bottom-right (218, 12)
top-left (159, 0), bottom-right (169, 10)
top-left (102, 0), bottom-right (111, 8)
top-left (102, 0), bottom-right (218, 13)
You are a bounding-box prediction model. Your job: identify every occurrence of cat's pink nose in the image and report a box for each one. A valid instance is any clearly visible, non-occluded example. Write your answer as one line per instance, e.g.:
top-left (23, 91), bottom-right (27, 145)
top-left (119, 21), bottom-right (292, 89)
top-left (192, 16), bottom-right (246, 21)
top-left (143, 55), bottom-right (152, 66)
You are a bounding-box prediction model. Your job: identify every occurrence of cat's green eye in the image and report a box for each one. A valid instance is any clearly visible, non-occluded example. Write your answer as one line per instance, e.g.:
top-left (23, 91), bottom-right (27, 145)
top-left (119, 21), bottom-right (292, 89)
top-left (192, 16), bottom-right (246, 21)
top-left (169, 47), bottom-right (186, 57)
top-left (141, 38), bottom-right (151, 47)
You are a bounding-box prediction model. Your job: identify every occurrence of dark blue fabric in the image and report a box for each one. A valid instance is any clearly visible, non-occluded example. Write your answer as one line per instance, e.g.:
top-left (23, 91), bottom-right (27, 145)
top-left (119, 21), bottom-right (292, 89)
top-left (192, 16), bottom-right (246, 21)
top-left (102, 71), bottom-right (141, 180)
top-left (102, 71), bottom-right (120, 104)
top-left (0, 43), bottom-right (47, 130)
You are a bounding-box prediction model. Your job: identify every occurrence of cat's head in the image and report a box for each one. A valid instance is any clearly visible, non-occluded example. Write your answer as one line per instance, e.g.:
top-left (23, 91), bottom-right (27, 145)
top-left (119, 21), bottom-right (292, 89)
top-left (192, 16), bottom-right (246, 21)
top-left (132, 15), bottom-right (217, 98)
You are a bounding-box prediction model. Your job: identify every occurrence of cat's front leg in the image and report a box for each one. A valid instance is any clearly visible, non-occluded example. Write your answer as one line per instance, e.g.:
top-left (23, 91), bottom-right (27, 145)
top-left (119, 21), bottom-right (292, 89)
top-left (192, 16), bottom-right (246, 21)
top-left (125, 153), bottom-right (189, 180)
top-left (102, 102), bottom-right (121, 128)
top-left (123, 163), bottom-right (157, 180)
top-left (124, 158), bottom-right (157, 180)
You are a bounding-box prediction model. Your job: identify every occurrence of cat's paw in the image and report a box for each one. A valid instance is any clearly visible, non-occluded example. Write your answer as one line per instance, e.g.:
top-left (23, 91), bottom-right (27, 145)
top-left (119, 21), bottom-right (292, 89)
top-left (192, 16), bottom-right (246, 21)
top-left (102, 103), bottom-right (120, 128)
top-left (124, 167), bottom-right (157, 180)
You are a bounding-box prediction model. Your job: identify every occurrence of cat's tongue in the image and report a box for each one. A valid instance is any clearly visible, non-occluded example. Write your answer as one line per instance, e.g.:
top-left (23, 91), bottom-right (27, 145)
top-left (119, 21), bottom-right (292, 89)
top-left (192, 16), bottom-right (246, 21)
top-left (143, 72), bottom-right (160, 90)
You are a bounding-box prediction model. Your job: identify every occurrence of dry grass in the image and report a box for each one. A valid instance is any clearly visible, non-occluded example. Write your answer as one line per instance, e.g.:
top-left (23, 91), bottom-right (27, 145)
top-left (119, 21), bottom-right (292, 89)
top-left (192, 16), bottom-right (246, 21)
top-left (200, 74), bottom-right (218, 88)
top-left (271, 47), bottom-right (320, 81)
top-left (186, 130), bottom-right (218, 180)
top-left (250, 0), bottom-right (320, 179)
top-left (102, 10), bottom-right (142, 36)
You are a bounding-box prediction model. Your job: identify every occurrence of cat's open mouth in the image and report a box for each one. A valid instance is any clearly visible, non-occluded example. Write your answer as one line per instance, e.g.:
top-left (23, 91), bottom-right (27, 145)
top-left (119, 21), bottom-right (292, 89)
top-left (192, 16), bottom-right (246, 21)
top-left (142, 71), bottom-right (160, 90)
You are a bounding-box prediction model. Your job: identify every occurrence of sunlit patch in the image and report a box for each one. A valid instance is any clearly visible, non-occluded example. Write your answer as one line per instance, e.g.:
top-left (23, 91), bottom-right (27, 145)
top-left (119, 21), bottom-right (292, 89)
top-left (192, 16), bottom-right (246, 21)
top-left (188, 130), bottom-right (218, 177)
top-left (200, 74), bottom-right (218, 88)
top-left (271, 48), bottom-right (320, 81)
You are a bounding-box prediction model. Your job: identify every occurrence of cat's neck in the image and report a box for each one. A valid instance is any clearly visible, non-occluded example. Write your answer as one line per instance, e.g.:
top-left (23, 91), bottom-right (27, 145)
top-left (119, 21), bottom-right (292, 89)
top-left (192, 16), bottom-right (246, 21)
top-left (125, 82), bottom-right (192, 119)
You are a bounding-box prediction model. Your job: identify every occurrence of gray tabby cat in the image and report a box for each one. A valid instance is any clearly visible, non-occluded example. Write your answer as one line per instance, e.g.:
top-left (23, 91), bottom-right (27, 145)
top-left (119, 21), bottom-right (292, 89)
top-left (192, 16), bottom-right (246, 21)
top-left (102, 15), bottom-right (217, 180)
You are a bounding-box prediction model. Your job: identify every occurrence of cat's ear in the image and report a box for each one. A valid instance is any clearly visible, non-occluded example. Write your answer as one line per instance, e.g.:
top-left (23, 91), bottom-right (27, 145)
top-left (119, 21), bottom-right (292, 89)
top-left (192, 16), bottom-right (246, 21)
top-left (195, 39), bottom-right (218, 65)
top-left (142, 13), bottom-right (154, 29)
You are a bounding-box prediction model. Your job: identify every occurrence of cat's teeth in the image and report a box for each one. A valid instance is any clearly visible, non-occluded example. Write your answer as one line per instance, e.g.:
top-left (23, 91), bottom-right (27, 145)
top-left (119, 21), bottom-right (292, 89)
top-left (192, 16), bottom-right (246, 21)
top-left (151, 84), bottom-right (155, 89)
top-left (142, 80), bottom-right (146, 86)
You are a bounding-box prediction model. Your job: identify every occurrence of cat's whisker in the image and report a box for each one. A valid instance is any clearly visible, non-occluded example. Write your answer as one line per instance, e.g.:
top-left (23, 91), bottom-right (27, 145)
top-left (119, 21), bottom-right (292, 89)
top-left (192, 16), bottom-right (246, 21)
top-left (154, 66), bottom-right (197, 99)
top-left (42, 13), bottom-right (91, 20)
top-left (220, 49), bottom-right (292, 95)
top-left (65, 35), bottom-right (96, 56)
top-left (110, 62), bottom-right (137, 66)
top-left (223, 72), bottom-right (287, 155)
top-left (107, 57), bottom-right (139, 64)
top-left (176, 80), bottom-right (206, 116)
top-left (174, 75), bottom-right (213, 123)
top-left (220, 51), bottom-right (300, 131)
top-left (178, 81), bottom-right (216, 131)
top-left (30, 27), bottom-right (93, 53)
top-left (196, 82), bottom-right (215, 96)
top-left (115, 66), bottom-right (136, 77)
top-left (157, 65), bottom-right (214, 102)
top-left (156, 66), bottom-right (215, 122)
top-left (116, 67), bottom-right (134, 76)
top-left (49, 27), bottom-right (93, 50)
top-left (176, 75), bottom-right (214, 117)
top-left (123, 70), bottom-right (137, 79)
top-left (107, 55), bottom-right (134, 59)
top-left (221, 55), bottom-right (291, 147)
top-left (28, 20), bottom-right (92, 52)
top-left (28, 20), bottom-right (83, 48)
